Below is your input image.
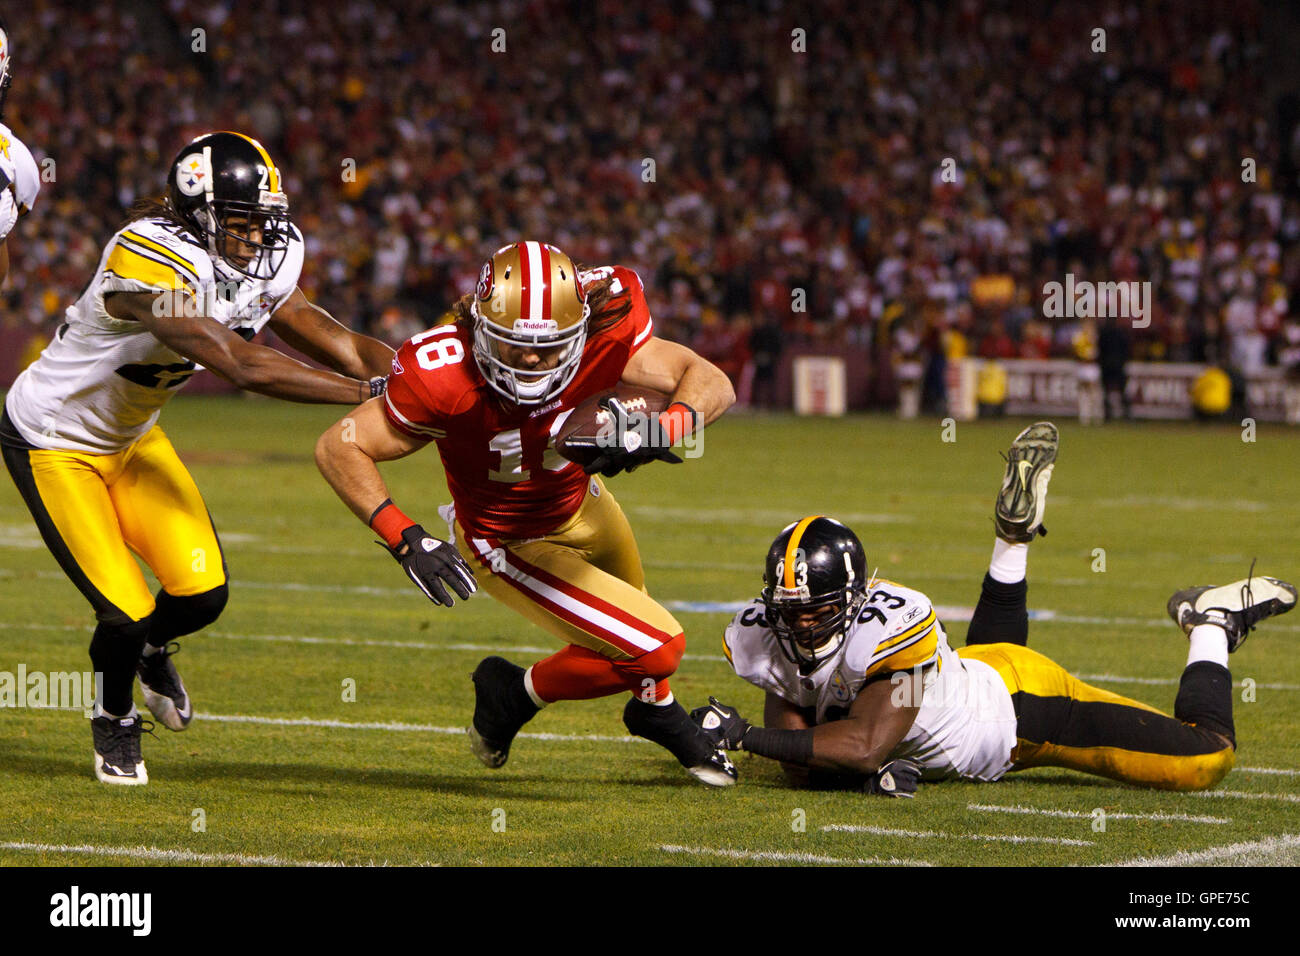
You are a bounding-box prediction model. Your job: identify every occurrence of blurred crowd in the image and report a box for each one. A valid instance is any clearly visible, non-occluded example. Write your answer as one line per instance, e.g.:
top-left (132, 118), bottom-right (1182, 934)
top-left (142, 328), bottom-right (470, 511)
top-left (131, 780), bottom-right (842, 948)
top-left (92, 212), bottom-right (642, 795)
top-left (4, 0), bottom-right (1300, 404)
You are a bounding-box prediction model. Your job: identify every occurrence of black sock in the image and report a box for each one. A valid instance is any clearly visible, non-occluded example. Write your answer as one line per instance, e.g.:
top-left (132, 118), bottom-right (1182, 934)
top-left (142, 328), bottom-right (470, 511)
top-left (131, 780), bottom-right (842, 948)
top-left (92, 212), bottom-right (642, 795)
top-left (622, 698), bottom-right (713, 767)
top-left (1174, 661), bottom-right (1235, 746)
top-left (90, 619), bottom-right (151, 716)
top-left (965, 573), bottom-right (1028, 646)
top-left (146, 585), bottom-right (228, 649)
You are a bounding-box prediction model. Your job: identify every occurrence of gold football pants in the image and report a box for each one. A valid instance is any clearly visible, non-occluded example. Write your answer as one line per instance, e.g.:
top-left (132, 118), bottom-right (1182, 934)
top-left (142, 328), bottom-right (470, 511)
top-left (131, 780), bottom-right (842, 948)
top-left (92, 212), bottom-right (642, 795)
top-left (958, 643), bottom-right (1235, 791)
top-left (2, 424), bottom-right (227, 624)
top-left (453, 475), bottom-right (683, 660)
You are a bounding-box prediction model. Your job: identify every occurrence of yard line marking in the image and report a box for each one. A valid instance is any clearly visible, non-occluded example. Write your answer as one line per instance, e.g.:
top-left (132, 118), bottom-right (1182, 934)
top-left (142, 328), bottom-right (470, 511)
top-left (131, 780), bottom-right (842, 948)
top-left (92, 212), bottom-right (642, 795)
top-left (1237, 766), bottom-right (1300, 777)
top-left (197, 712), bottom-right (648, 743)
top-left (820, 824), bottom-right (1094, 846)
top-left (626, 507), bottom-right (915, 526)
top-left (0, 841), bottom-right (348, 867)
top-left (967, 804), bottom-right (1231, 824)
top-left (657, 844), bottom-right (931, 866)
top-left (1184, 790), bottom-right (1300, 804)
top-left (1111, 833), bottom-right (1300, 867)
top-left (5, 621), bottom-right (1299, 697)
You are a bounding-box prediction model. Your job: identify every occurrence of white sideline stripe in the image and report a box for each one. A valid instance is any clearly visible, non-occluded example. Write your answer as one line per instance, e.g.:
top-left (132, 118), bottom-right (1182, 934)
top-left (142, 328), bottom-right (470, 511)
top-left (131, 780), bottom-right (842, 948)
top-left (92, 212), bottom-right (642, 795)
top-left (657, 844), bottom-right (932, 866)
top-left (968, 804), bottom-right (1231, 824)
top-left (0, 841), bottom-right (345, 867)
top-left (197, 712), bottom-right (647, 743)
top-left (1112, 833), bottom-right (1300, 867)
top-left (820, 824), bottom-right (1094, 846)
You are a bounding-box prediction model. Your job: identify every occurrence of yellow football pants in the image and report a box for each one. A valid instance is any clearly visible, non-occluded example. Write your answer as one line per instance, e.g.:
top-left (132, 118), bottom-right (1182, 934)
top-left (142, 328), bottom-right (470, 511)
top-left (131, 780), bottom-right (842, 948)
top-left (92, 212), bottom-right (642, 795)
top-left (452, 475), bottom-right (683, 660)
top-left (958, 643), bottom-right (1235, 791)
top-left (2, 425), bottom-right (227, 624)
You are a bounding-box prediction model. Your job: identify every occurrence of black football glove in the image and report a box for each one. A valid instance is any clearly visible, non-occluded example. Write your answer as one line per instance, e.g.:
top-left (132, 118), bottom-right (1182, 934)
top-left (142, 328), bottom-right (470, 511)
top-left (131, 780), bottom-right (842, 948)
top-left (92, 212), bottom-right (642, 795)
top-left (583, 396), bottom-right (683, 477)
top-left (385, 524), bottom-right (477, 607)
top-left (688, 696), bottom-right (752, 751)
top-left (864, 758), bottom-right (921, 798)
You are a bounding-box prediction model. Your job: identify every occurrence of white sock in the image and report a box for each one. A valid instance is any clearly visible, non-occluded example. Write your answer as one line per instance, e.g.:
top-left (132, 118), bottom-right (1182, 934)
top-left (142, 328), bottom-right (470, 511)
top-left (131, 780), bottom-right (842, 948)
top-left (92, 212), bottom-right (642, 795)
top-left (142, 644), bottom-right (161, 657)
top-left (650, 691), bottom-right (674, 707)
top-left (522, 666), bottom-right (549, 709)
top-left (1187, 624), bottom-right (1230, 669)
top-left (989, 538), bottom-right (1029, 584)
top-left (94, 702), bottom-right (137, 720)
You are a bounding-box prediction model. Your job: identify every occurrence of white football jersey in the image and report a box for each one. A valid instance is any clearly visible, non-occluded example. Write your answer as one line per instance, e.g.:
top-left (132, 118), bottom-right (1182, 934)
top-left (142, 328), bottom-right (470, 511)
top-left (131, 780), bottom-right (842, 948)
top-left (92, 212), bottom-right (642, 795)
top-left (5, 216), bottom-right (304, 454)
top-left (724, 579), bottom-right (1018, 782)
top-left (0, 121), bottom-right (40, 241)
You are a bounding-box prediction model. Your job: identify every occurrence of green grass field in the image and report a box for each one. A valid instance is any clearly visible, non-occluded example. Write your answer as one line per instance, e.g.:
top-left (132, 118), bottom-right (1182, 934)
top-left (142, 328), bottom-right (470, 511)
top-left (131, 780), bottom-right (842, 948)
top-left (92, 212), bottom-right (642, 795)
top-left (2, 397), bottom-right (1298, 866)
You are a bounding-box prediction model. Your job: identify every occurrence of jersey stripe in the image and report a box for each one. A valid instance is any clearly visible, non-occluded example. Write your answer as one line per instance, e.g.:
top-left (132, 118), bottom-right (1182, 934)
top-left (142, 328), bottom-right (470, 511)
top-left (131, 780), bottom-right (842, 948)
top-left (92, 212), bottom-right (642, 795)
top-left (783, 515), bottom-right (824, 589)
top-left (118, 231), bottom-right (202, 286)
top-left (469, 537), bottom-right (668, 655)
top-left (866, 620), bottom-right (940, 677)
top-left (103, 244), bottom-right (195, 293)
top-left (875, 608), bottom-right (937, 654)
top-left (383, 392), bottom-right (445, 439)
top-left (632, 316), bottom-right (654, 347)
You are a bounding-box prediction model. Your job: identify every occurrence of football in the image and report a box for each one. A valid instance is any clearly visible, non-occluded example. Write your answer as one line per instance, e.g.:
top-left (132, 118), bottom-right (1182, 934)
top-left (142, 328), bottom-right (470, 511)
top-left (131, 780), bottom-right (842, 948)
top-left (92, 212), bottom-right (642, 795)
top-left (556, 385), bottom-right (672, 469)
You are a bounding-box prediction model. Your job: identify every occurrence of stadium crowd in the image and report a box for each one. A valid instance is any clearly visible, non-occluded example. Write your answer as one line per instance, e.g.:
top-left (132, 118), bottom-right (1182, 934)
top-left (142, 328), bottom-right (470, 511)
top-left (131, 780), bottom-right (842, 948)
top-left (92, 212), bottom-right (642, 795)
top-left (3, 0), bottom-right (1299, 405)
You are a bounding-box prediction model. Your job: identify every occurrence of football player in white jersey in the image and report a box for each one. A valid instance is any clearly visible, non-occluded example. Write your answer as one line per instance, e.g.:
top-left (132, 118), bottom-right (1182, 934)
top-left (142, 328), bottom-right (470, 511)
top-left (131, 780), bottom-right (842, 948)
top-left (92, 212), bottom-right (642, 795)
top-left (0, 17), bottom-right (41, 285)
top-left (695, 423), bottom-right (1296, 795)
top-left (1, 131), bottom-right (394, 785)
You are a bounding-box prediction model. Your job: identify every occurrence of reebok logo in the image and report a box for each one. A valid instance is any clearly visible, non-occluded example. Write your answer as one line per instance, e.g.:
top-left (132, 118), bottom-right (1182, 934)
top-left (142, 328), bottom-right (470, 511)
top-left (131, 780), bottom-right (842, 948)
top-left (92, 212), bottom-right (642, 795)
top-left (50, 886), bottom-right (151, 936)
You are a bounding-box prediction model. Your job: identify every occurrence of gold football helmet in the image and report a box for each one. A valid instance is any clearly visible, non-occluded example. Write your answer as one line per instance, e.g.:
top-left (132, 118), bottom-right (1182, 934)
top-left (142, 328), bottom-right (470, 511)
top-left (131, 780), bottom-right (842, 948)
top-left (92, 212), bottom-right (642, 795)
top-left (471, 241), bottom-right (590, 404)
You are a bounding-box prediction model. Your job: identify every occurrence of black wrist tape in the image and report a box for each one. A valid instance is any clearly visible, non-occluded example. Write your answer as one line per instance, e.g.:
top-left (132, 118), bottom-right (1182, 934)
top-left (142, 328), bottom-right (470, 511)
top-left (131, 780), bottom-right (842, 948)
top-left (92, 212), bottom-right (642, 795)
top-left (743, 727), bottom-right (814, 765)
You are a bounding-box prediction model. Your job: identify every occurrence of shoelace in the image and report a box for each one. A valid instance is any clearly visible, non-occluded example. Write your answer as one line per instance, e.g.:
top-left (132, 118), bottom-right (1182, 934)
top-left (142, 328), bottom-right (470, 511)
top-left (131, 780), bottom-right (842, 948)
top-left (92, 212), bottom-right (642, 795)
top-left (1240, 558), bottom-right (1258, 632)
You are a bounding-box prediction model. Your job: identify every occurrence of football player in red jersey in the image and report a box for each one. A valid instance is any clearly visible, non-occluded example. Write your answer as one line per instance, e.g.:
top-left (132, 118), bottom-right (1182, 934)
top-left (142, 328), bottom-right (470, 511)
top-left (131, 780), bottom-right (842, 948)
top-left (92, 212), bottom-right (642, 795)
top-left (316, 241), bottom-right (740, 785)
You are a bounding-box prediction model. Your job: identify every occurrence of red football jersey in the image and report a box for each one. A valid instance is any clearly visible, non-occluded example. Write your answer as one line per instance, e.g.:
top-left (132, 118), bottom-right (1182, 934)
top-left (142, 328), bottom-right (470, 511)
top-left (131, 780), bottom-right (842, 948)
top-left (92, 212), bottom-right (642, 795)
top-left (383, 265), bottom-right (655, 539)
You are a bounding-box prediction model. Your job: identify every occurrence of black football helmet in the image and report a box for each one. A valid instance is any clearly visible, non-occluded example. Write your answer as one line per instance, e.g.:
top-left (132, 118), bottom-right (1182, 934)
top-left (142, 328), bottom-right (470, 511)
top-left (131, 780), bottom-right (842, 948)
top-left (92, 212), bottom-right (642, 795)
top-left (166, 131), bottom-right (292, 280)
top-left (761, 516), bottom-right (868, 675)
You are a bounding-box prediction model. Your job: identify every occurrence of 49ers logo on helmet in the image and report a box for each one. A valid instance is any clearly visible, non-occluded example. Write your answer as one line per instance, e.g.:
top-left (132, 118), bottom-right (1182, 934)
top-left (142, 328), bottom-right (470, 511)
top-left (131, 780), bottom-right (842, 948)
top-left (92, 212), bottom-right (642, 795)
top-left (476, 261), bottom-right (494, 301)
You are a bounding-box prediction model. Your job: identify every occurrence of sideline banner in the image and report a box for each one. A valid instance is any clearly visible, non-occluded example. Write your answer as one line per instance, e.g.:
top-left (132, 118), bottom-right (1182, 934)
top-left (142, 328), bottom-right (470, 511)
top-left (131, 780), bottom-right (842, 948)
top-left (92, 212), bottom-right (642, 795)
top-left (952, 359), bottom-right (1288, 422)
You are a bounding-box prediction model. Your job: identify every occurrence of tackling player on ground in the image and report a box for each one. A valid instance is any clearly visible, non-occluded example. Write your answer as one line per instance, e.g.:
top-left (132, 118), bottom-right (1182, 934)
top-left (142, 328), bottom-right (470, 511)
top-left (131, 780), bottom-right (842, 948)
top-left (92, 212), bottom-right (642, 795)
top-left (694, 423), bottom-right (1296, 794)
top-left (2, 132), bottom-right (394, 785)
top-left (316, 241), bottom-right (741, 785)
top-left (0, 18), bottom-right (40, 286)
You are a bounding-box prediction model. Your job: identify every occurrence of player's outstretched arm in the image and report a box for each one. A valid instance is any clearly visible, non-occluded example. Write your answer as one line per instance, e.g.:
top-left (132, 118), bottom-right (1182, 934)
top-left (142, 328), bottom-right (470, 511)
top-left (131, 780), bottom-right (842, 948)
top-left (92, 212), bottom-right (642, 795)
top-left (268, 286), bottom-right (395, 381)
top-left (695, 672), bottom-right (922, 789)
top-left (620, 336), bottom-right (736, 429)
top-left (109, 291), bottom-right (376, 404)
top-left (315, 399), bottom-right (476, 607)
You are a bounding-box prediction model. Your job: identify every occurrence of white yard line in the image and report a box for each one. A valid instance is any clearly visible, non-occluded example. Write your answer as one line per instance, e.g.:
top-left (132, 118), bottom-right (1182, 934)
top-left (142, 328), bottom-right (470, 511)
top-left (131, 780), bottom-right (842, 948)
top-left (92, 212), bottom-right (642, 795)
top-left (967, 803), bottom-right (1231, 824)
top-left (1112, 833), bottom-right (1300, 867)
top-left (197, 711), bottom-right (647, 743)
top-left (1184, 790), bottom-right (1300, 804)
top-left (657, 844), bottom-right (931, 866)
top-left (0, 840), bottom-right (348, 867)
top-left (820, 823), bottom-right (1094, 846)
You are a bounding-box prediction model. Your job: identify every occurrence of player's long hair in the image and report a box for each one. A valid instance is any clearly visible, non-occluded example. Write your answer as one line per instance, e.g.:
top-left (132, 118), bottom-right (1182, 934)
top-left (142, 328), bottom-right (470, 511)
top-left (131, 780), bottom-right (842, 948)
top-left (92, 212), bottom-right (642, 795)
top-left (119, 197), bottom-right (194, 234)
top-left (448, 263), bottom-right (634, 336)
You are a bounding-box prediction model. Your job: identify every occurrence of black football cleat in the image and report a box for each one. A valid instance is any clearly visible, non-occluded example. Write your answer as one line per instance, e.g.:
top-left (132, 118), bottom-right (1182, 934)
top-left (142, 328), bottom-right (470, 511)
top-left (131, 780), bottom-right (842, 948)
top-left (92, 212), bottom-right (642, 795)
top-left (137, 642), bottom-right (192, 731)
top-left (994, 422), bottom-right (1058, 543)
top-left (468, 656), bottom-right (538, 769)
top-left (91, 708), bottom-right (152, 786)
top-left (1167, 573), bottom-right (1297, 652)
top-left (623, 697), bottom-right (737, 786)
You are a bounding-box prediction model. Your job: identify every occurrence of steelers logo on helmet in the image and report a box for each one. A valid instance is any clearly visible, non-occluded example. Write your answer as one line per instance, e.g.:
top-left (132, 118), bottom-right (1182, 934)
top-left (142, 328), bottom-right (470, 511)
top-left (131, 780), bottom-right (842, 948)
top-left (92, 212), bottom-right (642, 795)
top-left (470, 241), bottom-right (591, 406)
top-left (175, 153), bottom-right (208, 197)
top-left (761, 516), bottom-right (869, 675)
